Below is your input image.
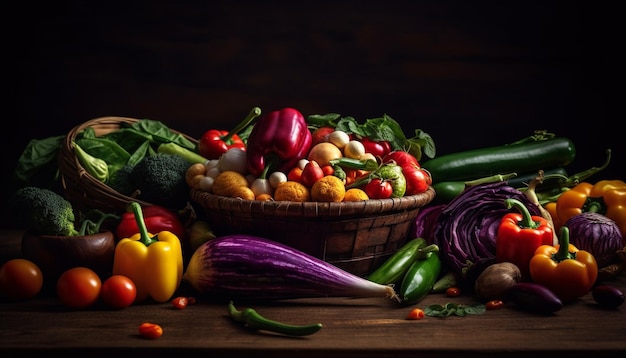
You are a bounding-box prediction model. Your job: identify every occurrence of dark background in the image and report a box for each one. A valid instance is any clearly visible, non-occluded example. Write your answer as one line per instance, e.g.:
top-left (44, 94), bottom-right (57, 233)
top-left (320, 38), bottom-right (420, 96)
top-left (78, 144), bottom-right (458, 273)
top-left (2, 0), bottom-right (622, 229)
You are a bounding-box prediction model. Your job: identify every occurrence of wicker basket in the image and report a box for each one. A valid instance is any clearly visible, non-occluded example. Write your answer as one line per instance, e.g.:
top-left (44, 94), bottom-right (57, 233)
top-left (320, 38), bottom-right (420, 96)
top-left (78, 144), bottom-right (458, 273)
top-left (58, 116), bottom-right (199, 213)
top-left (191, 187), bottom-right (435, 276)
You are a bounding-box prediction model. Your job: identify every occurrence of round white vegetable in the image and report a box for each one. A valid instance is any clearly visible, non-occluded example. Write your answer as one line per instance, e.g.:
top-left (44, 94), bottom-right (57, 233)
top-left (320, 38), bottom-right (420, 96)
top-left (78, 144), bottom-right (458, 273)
top-left (344, 140), bottom-right (366, 159)
top-left (269, 171), bottom-right (288, 189)
top-left (218, 148), bottom-right (248, 174)
top-left (328, 130), bottom-right (350, 149)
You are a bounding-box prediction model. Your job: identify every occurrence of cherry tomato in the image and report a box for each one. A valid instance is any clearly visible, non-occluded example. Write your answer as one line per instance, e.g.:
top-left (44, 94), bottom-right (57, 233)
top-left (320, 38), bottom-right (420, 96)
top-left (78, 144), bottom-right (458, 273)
top-left (364, 178), bottom-right (393, 199)
top-left (446, 287), bottom-right (461, 297)
top-left (402, 165), bottom-right (432, 195)
top-left (101, 275), bottom-right (137, 309)
top-left (406, 308), bottom-right (425, 320)
top-left (485, 300), bottom-right (505, 310)
top-left (56, 267), bottom-right (102, 309)
top-left (287, 167), bottom-right (303, 183)
top-left (361, 138), bottom-right (391, 158)
top-left (383, 150), bottom-right (419, 168)
top-left (139, 322), bottom-right (163, 339)
top-left (0, 258), bottom-right (43, 300)
top-left (171, 296), bottom-right (189, 310)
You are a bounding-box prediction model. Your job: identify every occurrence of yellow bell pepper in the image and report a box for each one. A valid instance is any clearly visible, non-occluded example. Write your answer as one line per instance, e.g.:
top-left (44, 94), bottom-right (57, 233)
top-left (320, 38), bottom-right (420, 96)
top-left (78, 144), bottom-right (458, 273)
top-left (553, 179), bottom-right (626, 245)
top-left (529, 226), bottom-right (598, 303)
top-left (112, 202), bottom-right (183, 303)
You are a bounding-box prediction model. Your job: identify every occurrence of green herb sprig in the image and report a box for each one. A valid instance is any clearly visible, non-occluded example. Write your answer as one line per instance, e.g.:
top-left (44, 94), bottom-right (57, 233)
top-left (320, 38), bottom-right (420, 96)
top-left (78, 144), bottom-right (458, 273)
top-left (424, 303), bottom-right (486, 318)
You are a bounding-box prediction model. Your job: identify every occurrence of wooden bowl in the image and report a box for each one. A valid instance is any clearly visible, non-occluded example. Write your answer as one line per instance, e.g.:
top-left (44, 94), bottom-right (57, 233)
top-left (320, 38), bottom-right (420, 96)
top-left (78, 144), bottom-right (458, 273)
top-left (21, 231), bottom-right (116, 284)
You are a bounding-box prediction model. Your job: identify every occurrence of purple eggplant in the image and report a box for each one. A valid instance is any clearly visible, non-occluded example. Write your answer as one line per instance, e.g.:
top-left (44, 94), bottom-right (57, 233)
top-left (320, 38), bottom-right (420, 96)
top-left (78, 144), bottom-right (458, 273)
top-left (507, 282), bottom-right (563, 314)
top-left (183, 234), bottom-right (399, 302)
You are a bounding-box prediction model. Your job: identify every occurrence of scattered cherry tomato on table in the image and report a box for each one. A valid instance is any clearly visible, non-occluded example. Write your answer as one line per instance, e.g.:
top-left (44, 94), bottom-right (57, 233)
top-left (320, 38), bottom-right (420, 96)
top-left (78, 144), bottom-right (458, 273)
top-left (100, 275), bottom-right (137, 309)
top-left (0, 258), bottom-right (43, 300)
top-left (139, 322), bottom-right (163, 339)
top-left (56, 267), bottom-right (102, 309)
top-left (171, 296), bottom-right (189, 310)
top-left (406, 308), bottom-right (425, 320)
top-left (485, 300), bottom-right (505, 310)
top-left (446, 287), bottom-right (461, 297)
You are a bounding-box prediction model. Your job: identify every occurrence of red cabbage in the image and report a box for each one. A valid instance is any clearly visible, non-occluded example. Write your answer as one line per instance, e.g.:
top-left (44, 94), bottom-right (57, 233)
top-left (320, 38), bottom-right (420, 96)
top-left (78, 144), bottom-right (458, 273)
top-left (564, 212), bottom-right (623, 267)
top-left (413, 181), bottom-right (543, 280)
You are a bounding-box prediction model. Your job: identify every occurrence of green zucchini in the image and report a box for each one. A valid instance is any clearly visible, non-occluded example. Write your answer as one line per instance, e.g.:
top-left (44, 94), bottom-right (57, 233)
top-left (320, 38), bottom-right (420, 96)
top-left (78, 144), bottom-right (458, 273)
top-left (422, 137), bottom-right (576, 183)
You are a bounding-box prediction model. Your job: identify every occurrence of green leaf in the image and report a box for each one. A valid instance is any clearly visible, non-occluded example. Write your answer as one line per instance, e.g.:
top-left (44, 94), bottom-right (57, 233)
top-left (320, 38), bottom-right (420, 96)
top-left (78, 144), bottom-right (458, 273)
top-left (307, 113), bottom-right (342, 128)
top-left (12, 135), bottom-right (64, 186)
top-left (463, 305), bottom-right (486, 315)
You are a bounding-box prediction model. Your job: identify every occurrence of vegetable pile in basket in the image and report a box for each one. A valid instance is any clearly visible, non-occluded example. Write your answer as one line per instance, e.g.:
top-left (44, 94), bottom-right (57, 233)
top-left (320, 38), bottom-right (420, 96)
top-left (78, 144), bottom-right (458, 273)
top-left (187, 107), bottom-right (436, 202)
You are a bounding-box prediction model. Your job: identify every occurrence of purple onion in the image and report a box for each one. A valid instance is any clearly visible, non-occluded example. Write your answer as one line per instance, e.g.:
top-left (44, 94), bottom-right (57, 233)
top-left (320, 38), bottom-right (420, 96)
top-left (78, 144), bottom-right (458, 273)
top-left (564, 212), bottom-right (623, 267)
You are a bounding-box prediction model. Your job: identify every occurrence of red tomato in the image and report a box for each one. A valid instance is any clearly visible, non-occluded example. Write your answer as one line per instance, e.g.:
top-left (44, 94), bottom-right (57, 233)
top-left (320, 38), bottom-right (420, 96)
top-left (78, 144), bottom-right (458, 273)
top-left (361, 138), bottom-right (391, 158)
top-left (287, 167), bottom-right (303, 183)
top-left (403, 165), bottom-right (432, 195)
top-left (0, 258), bottom-right (43, 300)
top-left (364, 179), bottom-right (393, 199)
top-left (56, 267), bottom-right (102, 309)
top-left (383, 150), bottom-right (419, 168)
top-left (139, 322), bottom-right (163, 339)
top-left (101, 275), bottom-right (137, 309)
top-left (311, 126), bottom-right (335, 146)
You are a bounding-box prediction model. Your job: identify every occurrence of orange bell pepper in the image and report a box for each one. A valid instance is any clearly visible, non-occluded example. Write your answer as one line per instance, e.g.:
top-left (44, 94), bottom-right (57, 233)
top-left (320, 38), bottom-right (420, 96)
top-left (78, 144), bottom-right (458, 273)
top-left (529, 226), bottom-right (598, 303)
top-left (554, 180), bottom-right (626, 245)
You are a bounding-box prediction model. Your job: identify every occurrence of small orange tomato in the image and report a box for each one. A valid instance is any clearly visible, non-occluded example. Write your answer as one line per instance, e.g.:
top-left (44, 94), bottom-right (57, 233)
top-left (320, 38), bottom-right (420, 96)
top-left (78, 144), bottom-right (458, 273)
top-left (406, 308), bottom-right (425, 320)
top-left (171, 296), bottom-right (188, 310)
top-left (446, 287), bottom-right (461, 297)
top-left (485, 300), bottom-right (505, 310)
top-left (139, 322), bottom-right (163, 339)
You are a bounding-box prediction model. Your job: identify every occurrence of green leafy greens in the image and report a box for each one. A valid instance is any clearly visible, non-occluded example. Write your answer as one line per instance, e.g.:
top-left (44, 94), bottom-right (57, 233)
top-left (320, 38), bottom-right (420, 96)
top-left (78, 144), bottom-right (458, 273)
top-left (424, 303), bottom-right (486, 318)
top-left (307, 113), bottom-right (435, 162)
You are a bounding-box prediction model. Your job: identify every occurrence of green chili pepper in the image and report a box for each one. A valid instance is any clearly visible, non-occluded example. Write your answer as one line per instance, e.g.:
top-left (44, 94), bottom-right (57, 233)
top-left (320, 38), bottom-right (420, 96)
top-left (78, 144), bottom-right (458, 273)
top-left (328, 157), bottom-right (379, 171)
top-left (227, 301), bottom-right (323, 336)
top-left (367, 237), bottom-right (427, 285)
top-left (399, 244), bottom-right (441, 305)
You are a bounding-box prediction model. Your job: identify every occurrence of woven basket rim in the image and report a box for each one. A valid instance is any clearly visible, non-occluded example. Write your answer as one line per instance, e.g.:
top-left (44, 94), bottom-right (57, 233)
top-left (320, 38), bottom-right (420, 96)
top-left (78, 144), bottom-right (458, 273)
top-left (58, 116), bottom-right (198, 212)
top-left (190, 186), bottom-right (435, 218)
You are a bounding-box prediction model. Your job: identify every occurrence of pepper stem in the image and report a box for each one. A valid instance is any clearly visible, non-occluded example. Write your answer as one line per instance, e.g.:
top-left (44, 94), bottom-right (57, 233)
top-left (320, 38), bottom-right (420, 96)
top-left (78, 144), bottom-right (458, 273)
top-left (130, 202), bottom-right (158, 246)
top-left (553, 226), bottom-right (574, 262)
top-left (222, 107), bottom-right (262, 143)
top-left (415, 244), bottom-right (439, 260)
top-left (465, 172), bottom-right (518, 187)
top-left (504, 198), bottom-right (540, 229)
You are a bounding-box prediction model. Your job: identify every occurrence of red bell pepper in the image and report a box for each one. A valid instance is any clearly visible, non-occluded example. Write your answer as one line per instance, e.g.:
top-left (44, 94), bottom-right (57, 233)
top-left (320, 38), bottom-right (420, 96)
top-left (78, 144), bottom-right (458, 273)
top-left (246, 107), bottom-right (313, 177)
top-left (495, 198), bottom-right (554, 280)
top-left (115, 204), bottom-right (185, 241)
top-left (198, 107), bottom-right (261, 160)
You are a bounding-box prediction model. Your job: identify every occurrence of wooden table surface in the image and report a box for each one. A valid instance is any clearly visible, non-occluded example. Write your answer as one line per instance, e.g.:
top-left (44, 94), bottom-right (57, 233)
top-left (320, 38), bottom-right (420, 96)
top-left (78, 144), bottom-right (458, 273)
top-left (1, 229), bottom-right (625, 358)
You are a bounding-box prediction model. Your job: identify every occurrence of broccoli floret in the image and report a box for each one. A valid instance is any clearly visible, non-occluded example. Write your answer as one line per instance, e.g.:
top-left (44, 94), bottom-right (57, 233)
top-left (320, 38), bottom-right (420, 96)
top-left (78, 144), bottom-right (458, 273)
top-left (130, 153), bottom-right (190, 209)
top-left (108, 163), bottom-right (136, 196)
top-left (11, 186), bottom-right (79, 236)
